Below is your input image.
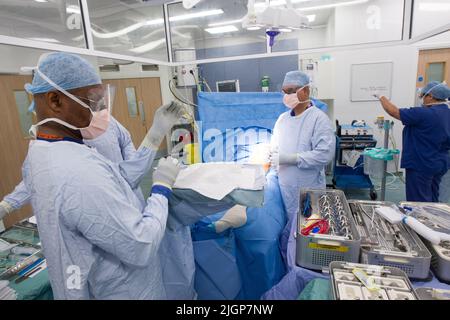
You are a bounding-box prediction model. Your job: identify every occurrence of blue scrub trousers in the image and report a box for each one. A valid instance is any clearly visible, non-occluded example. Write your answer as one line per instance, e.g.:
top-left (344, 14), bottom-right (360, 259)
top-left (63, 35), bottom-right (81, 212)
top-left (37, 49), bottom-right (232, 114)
top-left (405, 169), bottom-right (445, 202)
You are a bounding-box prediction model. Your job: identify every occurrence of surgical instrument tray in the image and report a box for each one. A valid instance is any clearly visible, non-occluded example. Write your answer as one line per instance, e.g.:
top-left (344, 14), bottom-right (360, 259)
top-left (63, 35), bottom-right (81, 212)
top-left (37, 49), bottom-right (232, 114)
top-left (296, 189), bottom-right (361, 271)
top-left (400, 202), bottom-right (450, 283)
top-left (349, 200), bottom-right (431, 279)
top-left (416, 287), bottom-right (450, 300)
top-left (330, 261), bottom-right (418, 300)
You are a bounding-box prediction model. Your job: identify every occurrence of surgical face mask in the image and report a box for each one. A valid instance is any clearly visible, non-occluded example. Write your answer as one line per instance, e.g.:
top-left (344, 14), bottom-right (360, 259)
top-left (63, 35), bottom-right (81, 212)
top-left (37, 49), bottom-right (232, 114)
top-left (282, 84), bottom-right (310, 109)
top-left (29, 68), bottom-right (114, 140)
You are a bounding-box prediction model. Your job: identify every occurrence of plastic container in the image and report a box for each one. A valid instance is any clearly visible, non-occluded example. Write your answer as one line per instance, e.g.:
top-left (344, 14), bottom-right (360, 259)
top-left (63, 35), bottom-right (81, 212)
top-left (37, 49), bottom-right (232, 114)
top-left (296, 189), bottom-right (361, 271)
top-left (349, 200), bottom-right (431, 279)
top-left (400, 202), bottom-right (450, 283)
top-left (330, 261), bottom-right (419, 300)
top-left (363, 148), bottom-right (400, 178)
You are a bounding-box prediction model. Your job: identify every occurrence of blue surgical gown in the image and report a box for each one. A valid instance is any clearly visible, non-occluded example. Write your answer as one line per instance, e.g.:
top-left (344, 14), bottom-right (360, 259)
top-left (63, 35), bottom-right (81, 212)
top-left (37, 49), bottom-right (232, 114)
top-left (3, 117), bottom-right (148, 209)
top-left (22, 140), bottom-right (168, 299)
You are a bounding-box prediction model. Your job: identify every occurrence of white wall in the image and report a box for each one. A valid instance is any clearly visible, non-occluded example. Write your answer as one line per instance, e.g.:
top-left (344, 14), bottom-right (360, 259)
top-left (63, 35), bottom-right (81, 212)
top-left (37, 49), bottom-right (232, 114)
top-left (415, 30), bottom-right (450, 48)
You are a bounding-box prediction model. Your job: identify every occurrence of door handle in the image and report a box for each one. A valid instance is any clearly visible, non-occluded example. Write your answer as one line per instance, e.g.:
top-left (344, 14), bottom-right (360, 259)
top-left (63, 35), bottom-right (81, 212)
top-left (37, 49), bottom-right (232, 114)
top-left (138, 101), bottom-right (146, 125)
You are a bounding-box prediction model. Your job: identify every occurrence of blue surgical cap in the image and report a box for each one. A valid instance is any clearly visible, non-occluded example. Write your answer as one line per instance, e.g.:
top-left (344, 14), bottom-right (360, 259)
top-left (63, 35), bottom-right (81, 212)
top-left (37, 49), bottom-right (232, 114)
top-left (26, 52), bottom-right (101, 112)
top-left (282, 71), bottom-right (310, 88)
top-left (420, 81), bottom-right (450, 101)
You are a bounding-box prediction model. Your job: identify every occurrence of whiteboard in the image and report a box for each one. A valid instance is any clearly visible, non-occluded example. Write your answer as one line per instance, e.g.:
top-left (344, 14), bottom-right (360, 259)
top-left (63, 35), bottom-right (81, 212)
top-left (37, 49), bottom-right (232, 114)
top-left (351, 62), bottom-right (393, 102)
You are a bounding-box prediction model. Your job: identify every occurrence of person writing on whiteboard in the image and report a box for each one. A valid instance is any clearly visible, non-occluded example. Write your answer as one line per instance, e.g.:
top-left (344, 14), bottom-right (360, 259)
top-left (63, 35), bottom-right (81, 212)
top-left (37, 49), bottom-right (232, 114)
top-left (374, 81), bottom-right (450, 202)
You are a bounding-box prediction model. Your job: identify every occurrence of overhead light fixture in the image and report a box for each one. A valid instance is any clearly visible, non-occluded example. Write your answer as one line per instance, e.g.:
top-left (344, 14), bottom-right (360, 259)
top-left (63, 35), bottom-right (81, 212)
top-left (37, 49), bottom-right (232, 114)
top-left (171, 9), bottom-right (224, 22)
top-left (93, 9), bottom-right (224, 39)
top-left (307, 14), bottom-right (316, 22)
top-left (66, 5), bottom-right (81, 14)
top-left (298, 0), bottom-right (369, 12)
top-left (34, 0), bottom-right (48, 2)
top-left (419, 2), bottom-right (450, 11)
top-left (278, 28), bottom-right (293, 32)
top-left (208, 19), bottom-right (244, 27)
top-left (247, 26), bottom-right (262, 30)
top-left (254, 0), bottom-right (312, 8)
top-left (254, 0), bottom-right (368, 11)
top-left (29, 37), bottom-right (60, 43)
top-left (205, 25), bottom-right (239, 34)
top-left (129, 38), bottom-right (166, 54)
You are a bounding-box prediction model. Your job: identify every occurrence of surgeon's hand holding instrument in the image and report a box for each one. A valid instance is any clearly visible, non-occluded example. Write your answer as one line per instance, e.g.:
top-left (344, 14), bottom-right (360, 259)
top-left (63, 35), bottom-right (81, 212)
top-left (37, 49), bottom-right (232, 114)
top-left (141, 102), bottom-right (185, 151)
top-left (152, 157), bottom-right (181, 189)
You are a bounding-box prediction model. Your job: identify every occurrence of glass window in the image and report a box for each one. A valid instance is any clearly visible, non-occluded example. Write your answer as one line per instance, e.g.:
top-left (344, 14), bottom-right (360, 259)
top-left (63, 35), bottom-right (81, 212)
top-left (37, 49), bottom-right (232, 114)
top-left (412, 0), bottom-right (450, 38)
top-left (87, 0), bottom-right (168, 61)
top-left (14, 91), bottom-right (33, 138)
top-left (0, 0), bottom-right (86, 47)
top-left (426, 62), bottom-right (445, 83)
top-left (168, 0), bottom-right (268, 62)
top-left (125, 87), bottom-right (138, 117)
top-left (270, 0), bottom-right (404, 52)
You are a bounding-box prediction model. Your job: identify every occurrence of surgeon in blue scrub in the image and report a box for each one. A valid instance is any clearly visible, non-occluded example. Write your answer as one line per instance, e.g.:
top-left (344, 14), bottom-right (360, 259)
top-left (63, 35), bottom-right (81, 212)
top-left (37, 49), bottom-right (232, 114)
top-left (376, 81), bottom-right (450, 202)
top-left (270, 71), bottom-right (335, 258)
top-left (9, 52), bottom-right (184, 300)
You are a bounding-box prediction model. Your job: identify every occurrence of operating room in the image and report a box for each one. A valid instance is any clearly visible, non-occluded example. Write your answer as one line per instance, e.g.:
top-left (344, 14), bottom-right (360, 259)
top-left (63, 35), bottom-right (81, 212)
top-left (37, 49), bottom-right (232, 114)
top-left (0, 0), bottom-right (450, 303)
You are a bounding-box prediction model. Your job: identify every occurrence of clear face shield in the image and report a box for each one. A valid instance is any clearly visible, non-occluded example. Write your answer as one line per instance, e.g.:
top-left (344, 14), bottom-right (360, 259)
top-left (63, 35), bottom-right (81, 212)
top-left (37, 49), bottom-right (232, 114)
top-left (25, 65), bottom-right (116, 140)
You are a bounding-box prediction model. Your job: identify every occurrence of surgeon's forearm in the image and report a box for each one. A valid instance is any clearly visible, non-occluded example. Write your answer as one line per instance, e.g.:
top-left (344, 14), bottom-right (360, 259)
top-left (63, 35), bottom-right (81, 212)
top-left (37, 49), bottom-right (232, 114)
top-left (119, 147), bottom-right (157, 189)
top-left (3, 181), bottom-right (31, 210)
top-left (380, 97), bottom-right (401, 120)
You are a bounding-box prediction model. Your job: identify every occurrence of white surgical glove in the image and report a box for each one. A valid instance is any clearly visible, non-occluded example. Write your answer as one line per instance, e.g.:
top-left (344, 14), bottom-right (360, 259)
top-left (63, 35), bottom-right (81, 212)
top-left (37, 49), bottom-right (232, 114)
top-left (0, 201), bottom-right (13, 220)
top-left (152, 157), bottom-right (181, 189)
top-left (213, 205), bottom-right (247, 233)
top-left (141, 101), bottom-right (185, 150)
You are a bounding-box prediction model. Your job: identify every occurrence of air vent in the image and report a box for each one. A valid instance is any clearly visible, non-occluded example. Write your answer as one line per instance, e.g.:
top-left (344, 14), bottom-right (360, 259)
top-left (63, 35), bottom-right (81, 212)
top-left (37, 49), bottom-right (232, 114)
top-left (142, 64), bottom-right (159, 71)
top-left (99, 65), bottom-right (120, 72)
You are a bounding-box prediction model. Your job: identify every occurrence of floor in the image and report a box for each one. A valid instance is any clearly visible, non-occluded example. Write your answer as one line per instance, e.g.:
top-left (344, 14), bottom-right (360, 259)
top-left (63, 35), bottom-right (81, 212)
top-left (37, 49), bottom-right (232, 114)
top-left (330, 174), bottom-right (407, 204)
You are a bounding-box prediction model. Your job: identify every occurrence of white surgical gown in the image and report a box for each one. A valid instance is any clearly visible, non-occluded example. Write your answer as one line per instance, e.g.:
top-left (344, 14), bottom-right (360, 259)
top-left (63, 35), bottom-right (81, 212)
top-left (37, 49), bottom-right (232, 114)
top-left (271, 105), bottom-right (335, 218)
top-left (22, 140), bottom-right (168, 299)
top-left (271, 105), bottom-right (335, 258)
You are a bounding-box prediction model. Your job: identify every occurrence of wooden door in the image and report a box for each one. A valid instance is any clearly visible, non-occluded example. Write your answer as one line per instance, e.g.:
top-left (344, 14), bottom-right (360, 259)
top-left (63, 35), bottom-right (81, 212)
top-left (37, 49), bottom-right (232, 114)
top-left (102, 77), bottom-right (163, 150)
top-left (0, 75), bottom-right (33, 229)
top-left (417, 48), bottom-right (450, 88)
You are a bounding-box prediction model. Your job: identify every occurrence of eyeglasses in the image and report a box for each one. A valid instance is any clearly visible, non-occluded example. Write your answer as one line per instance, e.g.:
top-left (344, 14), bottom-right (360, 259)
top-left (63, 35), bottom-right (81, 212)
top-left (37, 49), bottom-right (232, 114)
top-left (62, 84), bottom-right (115, 112)
top-left (282, 87), bottom-right (301, 95)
